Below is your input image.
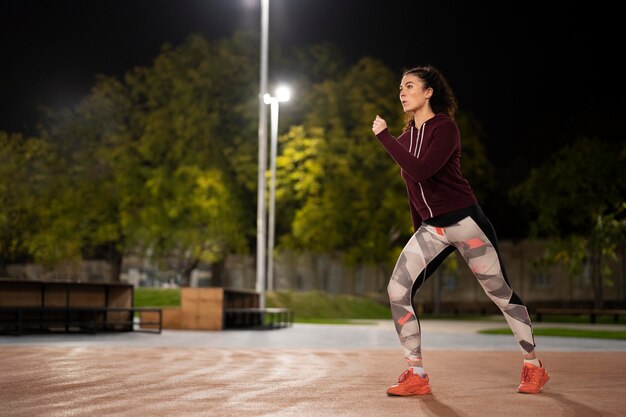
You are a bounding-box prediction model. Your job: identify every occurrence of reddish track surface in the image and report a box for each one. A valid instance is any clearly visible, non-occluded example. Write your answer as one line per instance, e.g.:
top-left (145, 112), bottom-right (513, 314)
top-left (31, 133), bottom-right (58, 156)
top-left (1, 347), bottom-right (625, 416)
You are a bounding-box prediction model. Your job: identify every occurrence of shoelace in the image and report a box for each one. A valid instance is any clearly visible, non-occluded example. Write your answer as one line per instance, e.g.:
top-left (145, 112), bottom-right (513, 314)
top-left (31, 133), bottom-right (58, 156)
top-left (397, 370), bottom-right (412, 383)
top-left (521, 366), bottom-right (542, 384)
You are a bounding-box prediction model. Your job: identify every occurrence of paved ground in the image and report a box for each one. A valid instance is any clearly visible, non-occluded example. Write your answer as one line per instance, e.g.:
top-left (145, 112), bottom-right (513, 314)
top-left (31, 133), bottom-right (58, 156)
top-left (3, 319), bottom-right (626, 351)
top-left (2, 320), bottom-right (626, 416)
top-left (1, 347), bottom-right (625, 417)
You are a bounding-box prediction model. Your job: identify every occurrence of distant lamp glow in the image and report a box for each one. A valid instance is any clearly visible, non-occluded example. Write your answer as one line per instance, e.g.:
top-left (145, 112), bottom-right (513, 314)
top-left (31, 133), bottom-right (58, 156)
top-left (264, 86), bottom-right (291, 104)
top-left (276, 86), bottom-right (291, 102)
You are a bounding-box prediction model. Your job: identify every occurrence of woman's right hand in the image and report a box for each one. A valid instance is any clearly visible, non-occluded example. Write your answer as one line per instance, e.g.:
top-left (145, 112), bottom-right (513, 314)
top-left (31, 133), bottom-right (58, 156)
top-left (372, 115), bottom-right (387, 135)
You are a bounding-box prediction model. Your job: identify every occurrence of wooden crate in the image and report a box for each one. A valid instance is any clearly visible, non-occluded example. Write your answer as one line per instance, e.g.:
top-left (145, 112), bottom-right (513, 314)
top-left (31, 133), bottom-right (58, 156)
top-left (181, 288), bottom-right (223, 330)
top-left (147, 288), bottom-right (260, 331)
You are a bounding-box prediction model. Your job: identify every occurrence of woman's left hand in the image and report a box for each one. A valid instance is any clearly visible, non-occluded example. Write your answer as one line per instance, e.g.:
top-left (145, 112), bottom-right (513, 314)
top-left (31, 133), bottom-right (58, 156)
top-left (372, 115), bottom-right (387, 135)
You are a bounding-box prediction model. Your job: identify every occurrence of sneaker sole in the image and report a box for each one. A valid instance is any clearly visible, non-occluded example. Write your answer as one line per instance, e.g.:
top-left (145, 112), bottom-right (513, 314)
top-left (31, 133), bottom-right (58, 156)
top-left (387, 387), bottom-right (433, 396)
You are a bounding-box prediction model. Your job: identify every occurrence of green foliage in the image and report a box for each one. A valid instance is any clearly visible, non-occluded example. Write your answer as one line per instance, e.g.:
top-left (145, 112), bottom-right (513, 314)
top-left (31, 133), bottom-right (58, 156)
top-left (511, 138), bottom-right (626, 235)
top-left (274, 59), bottom-right (410, 264)
top-left (0, 132), bottom-right (51, 263)
top-left (511, 137), bottom-right (626, 307)
top-left (540, 206), bottom-right (626, 288)
top-left (116, 34), bottom-right (255, 273)
top-left (2, 34), bottom-right (256, 278)
top-left (127, 166), bottom-right (247, 268)
top-left (27, 76), bottom-right (130, 268)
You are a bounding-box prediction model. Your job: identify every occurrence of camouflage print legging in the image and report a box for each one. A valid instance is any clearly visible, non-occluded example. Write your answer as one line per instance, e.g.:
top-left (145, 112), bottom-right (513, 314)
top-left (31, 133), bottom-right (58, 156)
top-left (388, 207), bottom-right (536, 362)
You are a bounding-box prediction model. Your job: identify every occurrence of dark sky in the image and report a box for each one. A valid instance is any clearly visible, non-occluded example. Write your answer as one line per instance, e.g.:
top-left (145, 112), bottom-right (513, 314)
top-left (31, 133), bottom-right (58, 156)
top-left (1, 0), bottom-right (624, 168)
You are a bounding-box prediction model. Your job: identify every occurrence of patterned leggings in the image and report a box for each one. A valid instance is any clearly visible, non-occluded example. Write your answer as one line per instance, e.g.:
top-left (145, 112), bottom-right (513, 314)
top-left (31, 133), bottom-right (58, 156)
top-left (388, 205), bottom-right (536, 362)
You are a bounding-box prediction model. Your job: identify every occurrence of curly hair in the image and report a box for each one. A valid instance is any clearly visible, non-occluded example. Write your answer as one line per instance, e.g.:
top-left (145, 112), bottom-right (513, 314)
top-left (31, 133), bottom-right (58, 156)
top-left (402, 65), bottom-right (458, 131)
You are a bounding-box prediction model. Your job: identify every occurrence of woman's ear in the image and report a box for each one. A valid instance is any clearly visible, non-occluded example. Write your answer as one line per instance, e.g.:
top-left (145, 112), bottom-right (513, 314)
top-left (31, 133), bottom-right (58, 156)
top-left (425, 87), bottom-right (433, 99)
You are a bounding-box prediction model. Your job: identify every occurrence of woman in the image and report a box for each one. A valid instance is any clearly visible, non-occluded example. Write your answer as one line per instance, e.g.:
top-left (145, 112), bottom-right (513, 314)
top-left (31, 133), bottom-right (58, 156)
top-left (371, 65), bottom-right (549, 396)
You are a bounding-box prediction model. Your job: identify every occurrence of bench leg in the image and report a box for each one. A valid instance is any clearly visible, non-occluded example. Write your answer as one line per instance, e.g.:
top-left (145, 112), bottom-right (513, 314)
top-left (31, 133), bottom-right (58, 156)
top-left (16, 309), bottom-right (22, 336)
top-left (590, 314), bottom-right (596, 324)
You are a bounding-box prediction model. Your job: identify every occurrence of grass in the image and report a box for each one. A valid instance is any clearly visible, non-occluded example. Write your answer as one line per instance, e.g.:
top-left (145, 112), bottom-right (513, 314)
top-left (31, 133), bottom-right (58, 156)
top-left (266, 290), bottom-right (391, 322)
top-left (479, 327), bottom-right (626, 340)
top-left (532, 314), bottom-right (626, 325)
top-left (417, 313), bottom-right (626, 325)
top-left (134, 288), bottom-right (180, 307)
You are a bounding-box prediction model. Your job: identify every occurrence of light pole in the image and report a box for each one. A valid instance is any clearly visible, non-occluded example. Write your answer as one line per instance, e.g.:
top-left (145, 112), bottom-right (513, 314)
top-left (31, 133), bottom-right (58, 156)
top-left (264, 86), bottom-right (290, 292)
top-left (256, 0), bottom-right (269, 310)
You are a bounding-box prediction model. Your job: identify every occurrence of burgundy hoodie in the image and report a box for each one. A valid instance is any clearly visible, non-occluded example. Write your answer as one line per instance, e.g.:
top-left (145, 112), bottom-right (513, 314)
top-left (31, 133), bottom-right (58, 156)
top-left (375, 113), bottom-right (477, 231)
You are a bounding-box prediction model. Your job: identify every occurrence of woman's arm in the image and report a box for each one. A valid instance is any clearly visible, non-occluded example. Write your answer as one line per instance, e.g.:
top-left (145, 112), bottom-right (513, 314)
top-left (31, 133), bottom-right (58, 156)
top-left (374, 123), bottom-right (458, 183)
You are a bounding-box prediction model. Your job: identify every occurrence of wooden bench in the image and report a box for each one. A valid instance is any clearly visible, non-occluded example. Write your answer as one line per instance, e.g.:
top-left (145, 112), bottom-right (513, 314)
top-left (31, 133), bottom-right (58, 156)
top-left (0, 306), bottom-right (162, 335)
top-left (535, 308), bottom-right (626, 323)
top-left (0, 279), bottom-right (162, 335)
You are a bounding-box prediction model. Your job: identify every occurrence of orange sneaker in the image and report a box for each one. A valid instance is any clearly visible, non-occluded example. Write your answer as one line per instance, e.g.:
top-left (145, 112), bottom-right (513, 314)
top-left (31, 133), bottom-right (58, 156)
top-left (386, 369), bottom-right (432, 396)
top-left (518, 361), bottom-right (550, 394)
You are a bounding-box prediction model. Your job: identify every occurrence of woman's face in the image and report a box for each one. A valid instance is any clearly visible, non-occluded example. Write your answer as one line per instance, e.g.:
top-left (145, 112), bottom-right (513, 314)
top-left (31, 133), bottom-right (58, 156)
top-left (399, 74), bottom-right (432, 113)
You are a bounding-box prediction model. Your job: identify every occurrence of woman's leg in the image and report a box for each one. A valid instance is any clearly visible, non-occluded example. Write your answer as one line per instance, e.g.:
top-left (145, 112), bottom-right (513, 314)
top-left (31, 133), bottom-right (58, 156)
top-left (442, 210), bottom-right (550, 393)
top-left (443, 213), bottom-right (536, 356)
top-left (388, 225), bottom-right (454, 365)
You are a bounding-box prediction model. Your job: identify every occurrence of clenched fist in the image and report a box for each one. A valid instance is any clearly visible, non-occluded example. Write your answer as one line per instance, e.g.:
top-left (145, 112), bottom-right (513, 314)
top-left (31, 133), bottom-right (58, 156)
top-left (371, 115), bottom-right (387, 135)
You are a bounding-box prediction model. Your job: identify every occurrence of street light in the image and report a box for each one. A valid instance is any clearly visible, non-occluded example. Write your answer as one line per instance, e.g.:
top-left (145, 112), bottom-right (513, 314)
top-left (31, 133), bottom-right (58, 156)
top-left (256, 0), bottom-right (269, 310)
top-left (263, 86), bottom-right (290, 292)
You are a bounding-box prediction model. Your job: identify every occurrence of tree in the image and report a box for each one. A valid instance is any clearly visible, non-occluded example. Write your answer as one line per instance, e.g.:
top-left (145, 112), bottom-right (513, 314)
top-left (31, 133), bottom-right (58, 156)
top-left (30, 75), bottom-right (131, 280)
top-left (274, 58), bottom-right (410, 265)
top-left (25, 34), bottom-right (256, 282)
top-left (0, 131), bottom-right (51, 273)
top-left (511, 138), bottom-right (626, 308)
top-left (117, 34), bottom-right (254, 283)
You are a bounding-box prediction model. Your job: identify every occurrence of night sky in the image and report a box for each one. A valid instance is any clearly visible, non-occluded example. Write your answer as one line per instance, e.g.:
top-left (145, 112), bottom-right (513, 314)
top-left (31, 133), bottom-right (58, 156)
top-left (1, 1), bottom-right (624, 176)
